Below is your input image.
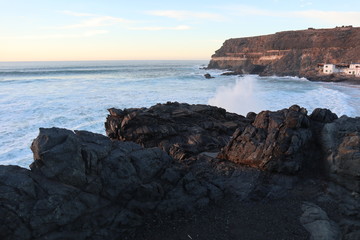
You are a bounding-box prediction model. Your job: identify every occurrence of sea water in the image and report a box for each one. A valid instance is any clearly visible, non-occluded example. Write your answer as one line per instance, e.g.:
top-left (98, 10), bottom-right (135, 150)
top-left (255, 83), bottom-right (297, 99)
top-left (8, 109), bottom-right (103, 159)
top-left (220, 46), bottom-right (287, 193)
top-left (1, 60), bottom-right (360, 167)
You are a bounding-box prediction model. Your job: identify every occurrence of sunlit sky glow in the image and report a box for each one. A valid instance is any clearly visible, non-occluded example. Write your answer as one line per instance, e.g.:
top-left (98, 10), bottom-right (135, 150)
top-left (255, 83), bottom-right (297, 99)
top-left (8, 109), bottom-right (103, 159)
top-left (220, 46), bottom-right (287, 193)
top-left (1, 0), bottom-right (359, 61)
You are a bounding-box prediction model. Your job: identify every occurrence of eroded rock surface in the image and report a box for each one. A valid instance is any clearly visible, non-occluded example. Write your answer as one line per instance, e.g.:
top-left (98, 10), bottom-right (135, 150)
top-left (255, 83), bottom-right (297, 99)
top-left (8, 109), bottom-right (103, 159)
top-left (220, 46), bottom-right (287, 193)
top-left (0, 127), bottom-right (282, 240)
top-left (218, 105), bottom-right (315, 174)
top-left (0, 103), bottom-right (359, 239)
top-left (321, 116), bottom-right (360, 193)
top-left (208, 26), bottom-right (360, 79)
top-left (105, 102), bottom-right (250, 160)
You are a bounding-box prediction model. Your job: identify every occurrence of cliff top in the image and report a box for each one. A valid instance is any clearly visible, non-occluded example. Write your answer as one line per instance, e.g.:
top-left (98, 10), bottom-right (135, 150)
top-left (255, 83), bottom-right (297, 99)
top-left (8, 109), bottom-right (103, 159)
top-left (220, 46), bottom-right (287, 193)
top-left (227, 26), bottom-right (359, 41)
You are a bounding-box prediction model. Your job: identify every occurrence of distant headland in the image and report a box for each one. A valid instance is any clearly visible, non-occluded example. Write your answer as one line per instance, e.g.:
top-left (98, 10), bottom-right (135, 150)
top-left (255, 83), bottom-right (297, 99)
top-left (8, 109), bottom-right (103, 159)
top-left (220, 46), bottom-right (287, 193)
top-left (208, 26), bottom-right (360, 83)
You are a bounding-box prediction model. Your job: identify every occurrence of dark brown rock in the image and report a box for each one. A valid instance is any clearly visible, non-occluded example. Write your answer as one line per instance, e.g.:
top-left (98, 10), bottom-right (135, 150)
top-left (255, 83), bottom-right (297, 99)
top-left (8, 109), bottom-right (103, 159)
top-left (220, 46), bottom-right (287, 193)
top-left (0, 126), bottom-right (277, 240)
top-left (105, 102), bottom-right (250, 160)
top-left (1, 104), bottom-right (360, 239)
top-left (221, 71), bottom-right (242, 76)
top-left (321, 116), bottom-right (360, 193)
top-left (204, 73), bottom-right (214, 79)
top-left (208, 27), bottom-right (360, 78)
top-left (218, 105), bottom-right (313, 174)
top-left (310, 108), bottom-right (338, 123)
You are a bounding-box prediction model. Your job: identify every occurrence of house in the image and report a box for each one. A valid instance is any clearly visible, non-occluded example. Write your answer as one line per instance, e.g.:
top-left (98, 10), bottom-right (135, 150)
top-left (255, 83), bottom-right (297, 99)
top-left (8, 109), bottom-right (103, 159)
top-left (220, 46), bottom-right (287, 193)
top-left (319, 63), bottom-right (360, 76)
top-left (322, 64), bottom-right (339, 74)
top-left (347, 64), bottom-right (360, 76)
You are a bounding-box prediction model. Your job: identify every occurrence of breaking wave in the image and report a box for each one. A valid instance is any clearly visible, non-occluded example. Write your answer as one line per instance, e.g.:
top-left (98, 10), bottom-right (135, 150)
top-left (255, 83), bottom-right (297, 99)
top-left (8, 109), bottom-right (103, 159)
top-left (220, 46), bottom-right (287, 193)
top-left (208, 75), bottom-right (264, 115)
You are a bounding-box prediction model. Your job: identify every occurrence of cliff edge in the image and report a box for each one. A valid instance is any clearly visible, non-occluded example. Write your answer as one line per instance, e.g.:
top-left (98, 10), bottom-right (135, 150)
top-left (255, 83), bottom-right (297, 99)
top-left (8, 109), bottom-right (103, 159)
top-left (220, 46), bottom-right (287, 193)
top-left (208, 26), bottom-right (360, 78)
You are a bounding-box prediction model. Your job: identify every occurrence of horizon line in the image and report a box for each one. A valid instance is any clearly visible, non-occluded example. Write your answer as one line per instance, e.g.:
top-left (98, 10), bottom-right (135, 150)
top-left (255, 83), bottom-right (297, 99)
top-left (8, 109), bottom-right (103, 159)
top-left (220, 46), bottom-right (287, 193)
top-left (0, 58), bottom-right (210, 63)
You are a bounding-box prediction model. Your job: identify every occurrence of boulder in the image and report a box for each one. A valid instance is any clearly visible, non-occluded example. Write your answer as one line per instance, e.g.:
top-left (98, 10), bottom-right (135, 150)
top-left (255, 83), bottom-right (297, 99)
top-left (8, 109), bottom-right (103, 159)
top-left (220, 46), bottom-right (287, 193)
top-left (321, 116), bottom-right (360, 193)
top-left (2, 104), bottom-right (360, 239)
top-left (0, 126), bottom-right (267, 240)
top-left (218, 105), bottom-right (313, 174)
top-left (105, 102), bottom-right (250, 160)
top-left (0, 128), bottom-right (188, 239)
top-left (204, 73), bottom-right (214, 79)
top-left (310, 108), bottom-right (338, 123)
top-left (300, 202), bottom-right (340, 240)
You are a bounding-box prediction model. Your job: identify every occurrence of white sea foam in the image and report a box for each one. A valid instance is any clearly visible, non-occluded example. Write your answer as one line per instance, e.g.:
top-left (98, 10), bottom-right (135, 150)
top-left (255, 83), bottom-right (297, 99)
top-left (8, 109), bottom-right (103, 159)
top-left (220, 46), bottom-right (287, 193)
top-left (208, 75), bottom-right (264, 115)
top-left (0, 61), bottom-right (360, 168)
top-left (208, 74), bottom-right (360, 117)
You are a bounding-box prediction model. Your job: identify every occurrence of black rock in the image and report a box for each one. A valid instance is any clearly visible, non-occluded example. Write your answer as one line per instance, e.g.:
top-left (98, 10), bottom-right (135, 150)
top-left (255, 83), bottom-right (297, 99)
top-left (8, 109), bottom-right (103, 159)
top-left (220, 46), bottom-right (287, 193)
top-left (1, 103), bottom-right (359, 239)
top-left (204, 73), bottom-right (214, 79)
top-left (105, 102), bottom-right (250, 160)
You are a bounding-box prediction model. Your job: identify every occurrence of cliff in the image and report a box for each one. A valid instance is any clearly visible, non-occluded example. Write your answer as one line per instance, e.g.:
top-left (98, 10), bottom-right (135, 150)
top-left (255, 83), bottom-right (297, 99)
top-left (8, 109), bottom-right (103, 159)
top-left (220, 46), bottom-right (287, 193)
top-left (208, 26), bottom-right (360, 77)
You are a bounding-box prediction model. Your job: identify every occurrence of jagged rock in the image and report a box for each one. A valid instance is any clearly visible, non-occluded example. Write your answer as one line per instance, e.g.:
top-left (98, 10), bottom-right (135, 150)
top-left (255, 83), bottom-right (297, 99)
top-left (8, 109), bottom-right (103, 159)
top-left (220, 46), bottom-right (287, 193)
top-left (310, 108), bottom-right (338, 123)
top-left (105, 102), bottom-right (250, 160)
top-left (321, 116), bottom-right (360, 193)
top-left (0, 126), bottom-right (279, 240)
top-left (1, 128), bottom-right (226, 240)
top-left (221, 71), bottom-right (242, 76)
top-left (204, 73), bottom-right (214, 79)
top-left (1, 104), bottom-right (360, 239)
top-left (246, 111), bottom-right (257, 122)
top-left (30, 128), bottom-right (87, 187)
top-left (218, 105), bottom-right (314, 174)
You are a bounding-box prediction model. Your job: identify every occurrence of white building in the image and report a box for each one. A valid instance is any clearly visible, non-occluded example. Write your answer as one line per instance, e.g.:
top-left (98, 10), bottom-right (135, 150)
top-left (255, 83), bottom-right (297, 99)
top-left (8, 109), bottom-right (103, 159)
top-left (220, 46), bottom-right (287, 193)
top-left (347, 64), bottom-right (360, 76)
top-left (323, 64), bottom-right (339, 74)
top-left (320, 63), bottom-right (360, 76)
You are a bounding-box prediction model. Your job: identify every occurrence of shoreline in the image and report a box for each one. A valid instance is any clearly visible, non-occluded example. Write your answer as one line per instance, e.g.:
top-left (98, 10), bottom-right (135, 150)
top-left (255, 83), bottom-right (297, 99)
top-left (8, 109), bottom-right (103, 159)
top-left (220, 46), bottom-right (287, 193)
top-left (303, 74), bottom-right (360, 85)
top-left (209, 69), bottom-right (360, 85)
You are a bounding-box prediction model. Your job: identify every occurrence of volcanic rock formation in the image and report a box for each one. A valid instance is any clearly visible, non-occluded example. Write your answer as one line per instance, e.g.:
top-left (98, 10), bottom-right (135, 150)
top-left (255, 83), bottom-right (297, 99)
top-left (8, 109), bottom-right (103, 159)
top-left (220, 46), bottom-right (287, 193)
top-left (105, 102), bottom-right (250, 160)
top-left (0, 103), bottom-right (359, 240)
top-left (208, 26), bottom-right (360, 78)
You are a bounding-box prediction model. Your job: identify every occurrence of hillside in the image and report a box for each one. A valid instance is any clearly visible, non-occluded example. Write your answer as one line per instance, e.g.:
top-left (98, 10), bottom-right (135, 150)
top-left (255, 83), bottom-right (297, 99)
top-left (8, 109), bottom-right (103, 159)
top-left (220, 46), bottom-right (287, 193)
top-left (208, 26), bottom-right (360, 77)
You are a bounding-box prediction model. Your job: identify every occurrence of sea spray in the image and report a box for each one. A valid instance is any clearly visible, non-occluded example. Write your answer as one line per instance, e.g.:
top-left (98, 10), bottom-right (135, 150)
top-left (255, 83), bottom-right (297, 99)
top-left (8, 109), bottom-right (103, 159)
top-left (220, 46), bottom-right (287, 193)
top-left (1, 61), bottom-right (360, 168)
top-left (208, 75), bottom-right (264, 115)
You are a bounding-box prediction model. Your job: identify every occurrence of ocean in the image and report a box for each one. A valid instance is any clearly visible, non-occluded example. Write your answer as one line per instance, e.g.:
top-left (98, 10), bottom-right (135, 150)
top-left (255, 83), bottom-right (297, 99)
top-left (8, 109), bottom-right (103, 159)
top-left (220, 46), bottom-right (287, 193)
top-left (1, 60), bottom-right (360, 168)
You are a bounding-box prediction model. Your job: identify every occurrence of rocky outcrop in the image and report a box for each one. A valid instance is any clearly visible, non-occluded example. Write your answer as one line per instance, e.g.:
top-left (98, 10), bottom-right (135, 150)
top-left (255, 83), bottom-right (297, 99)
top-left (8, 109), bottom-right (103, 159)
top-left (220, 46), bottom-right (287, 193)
top-left (1, 103), bottom-right (360, 239)
top-left (1, 128), bottom-right (249, 240)
top-left (204, 73), bottom-right (214, 79)
top-left (208, 26), bottom-right (360, 78)
top-left (1, 128), bottom-right (178, 239)
top-left (105, 102), bottom-right (250, 160)
top-left (321, 116), bottom-right (360, 193)
top-left (217, 104), bottom-right (360, 191)
top-left (218, 105), bottom-right (341, 175)
top-left (0, 126), bottom-right (307, 240)
top-left (218, 105), bottom-right (313, 174)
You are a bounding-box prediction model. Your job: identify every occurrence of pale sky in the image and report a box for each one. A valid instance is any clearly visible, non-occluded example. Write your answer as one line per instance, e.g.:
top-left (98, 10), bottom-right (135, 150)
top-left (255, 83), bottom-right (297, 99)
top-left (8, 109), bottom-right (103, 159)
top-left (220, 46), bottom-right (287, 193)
top-left (0, 0), bottom-right (359, 61)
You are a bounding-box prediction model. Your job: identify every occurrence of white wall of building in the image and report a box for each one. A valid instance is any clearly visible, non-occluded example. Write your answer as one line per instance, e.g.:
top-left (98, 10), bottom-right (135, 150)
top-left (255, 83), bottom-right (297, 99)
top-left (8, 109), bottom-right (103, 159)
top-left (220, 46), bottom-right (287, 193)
top-left (323, 64), bottom-right (337, 74)
top-left (321, 63), bottom-right (360, 76)
top-left (347, 64), bottom-right (360, 76)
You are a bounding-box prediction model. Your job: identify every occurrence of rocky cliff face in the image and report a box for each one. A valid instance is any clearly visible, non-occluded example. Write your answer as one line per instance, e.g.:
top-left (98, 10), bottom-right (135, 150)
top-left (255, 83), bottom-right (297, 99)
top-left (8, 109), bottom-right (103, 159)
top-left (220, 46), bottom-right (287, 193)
top-left (208, 27), bottom-right (360, 77)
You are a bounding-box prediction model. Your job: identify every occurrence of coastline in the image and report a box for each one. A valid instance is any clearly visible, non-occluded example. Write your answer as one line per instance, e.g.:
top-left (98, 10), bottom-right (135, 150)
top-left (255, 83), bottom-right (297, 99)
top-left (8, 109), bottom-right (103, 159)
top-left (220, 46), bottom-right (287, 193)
top-left (210, 68), bottom-right (360, 85)
top-left (1, 102), bottom-right (359, 239)
top-left (303, 74), bottom-right (360, 85)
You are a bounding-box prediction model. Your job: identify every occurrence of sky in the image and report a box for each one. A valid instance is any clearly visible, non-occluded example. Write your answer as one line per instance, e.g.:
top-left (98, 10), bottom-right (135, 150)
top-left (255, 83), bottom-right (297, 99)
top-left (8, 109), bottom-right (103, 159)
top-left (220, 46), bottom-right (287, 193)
top-left (1, 0), bottom-right (359, 61)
